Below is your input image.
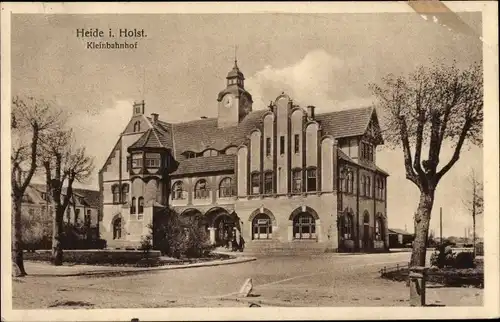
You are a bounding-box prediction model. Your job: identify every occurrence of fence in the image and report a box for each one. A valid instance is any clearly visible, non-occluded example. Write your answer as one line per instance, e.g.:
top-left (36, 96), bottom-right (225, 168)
top-left (379, 263), bottom-right (410, 275)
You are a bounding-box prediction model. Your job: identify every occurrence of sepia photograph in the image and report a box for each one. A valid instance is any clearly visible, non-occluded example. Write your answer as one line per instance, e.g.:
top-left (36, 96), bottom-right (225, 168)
top-left (1, 2), bottom-right (498, 321)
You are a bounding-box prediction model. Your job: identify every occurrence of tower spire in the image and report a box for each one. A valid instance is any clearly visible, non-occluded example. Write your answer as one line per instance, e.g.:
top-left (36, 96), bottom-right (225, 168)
top-left (234, 45), bottom-right (238, 68)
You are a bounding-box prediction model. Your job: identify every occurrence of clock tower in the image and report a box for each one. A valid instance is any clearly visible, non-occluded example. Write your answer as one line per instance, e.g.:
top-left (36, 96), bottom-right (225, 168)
top-left (217, 59), bottom-right (253, 128)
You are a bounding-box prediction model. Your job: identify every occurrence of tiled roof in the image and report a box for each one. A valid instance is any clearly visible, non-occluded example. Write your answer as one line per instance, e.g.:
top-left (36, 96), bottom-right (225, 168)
top-left (129, 124), bottom-right (173, 150)
top-left (72, 188), bottom-right (100, 208)
top-left (171, 154), bottom-right (236, 176)
top-left (316, 106), bottom-right (374, 139)
top-left (169, 110), bottom-right (268, 159)
top-left (337, 149), bottom-right (390, 176)
top-left (29, 183), bottom-right (99, 208)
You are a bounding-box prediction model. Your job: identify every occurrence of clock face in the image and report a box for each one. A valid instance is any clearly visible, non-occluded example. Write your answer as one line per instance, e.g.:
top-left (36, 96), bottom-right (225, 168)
top-left (224, 95), bottom-right (233, 108)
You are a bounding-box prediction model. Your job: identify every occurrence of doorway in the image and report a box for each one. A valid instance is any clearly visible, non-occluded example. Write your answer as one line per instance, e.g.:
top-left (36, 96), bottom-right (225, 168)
top-left (214, 214), bottom-right (235, 247)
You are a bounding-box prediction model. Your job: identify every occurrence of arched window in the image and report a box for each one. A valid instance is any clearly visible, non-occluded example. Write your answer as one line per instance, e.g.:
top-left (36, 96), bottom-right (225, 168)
top-left (292, 169), bottom-right (302, 193)
top-left (264, 172), bottom-right (273, 194)
top-left (112, 185), bottom-right (120, 204)
top-left (375, 216), bottom-right (384, 241)
top-left (172, 181), bottom-right (184, 200)
top-left (138, 197), bottom-right (144, 214)
top-left (130, 197), bottom-right (136, 214)
top-left (306, 168), bottom-right (317, 192)
top-left (252, 213), bottom-right (273, 240)
top-left (251, 172), bottom-right (260, 195)
top-left (113, 217), bottom-right (122, 240)
top-left (133, 121), bottom-right (141, 132)
top-left (293, 213), bottom-right (316, 239)
top-left (194, 179), bottom-right (209, 199)
top-left (219, 177), bottom-right (233, 197)
top-left (364, 212), bottom-right (370, 224)
top-left (121, 184), bottom-right (129, 203)
top-left (347, 171), bottom-right (354, 194)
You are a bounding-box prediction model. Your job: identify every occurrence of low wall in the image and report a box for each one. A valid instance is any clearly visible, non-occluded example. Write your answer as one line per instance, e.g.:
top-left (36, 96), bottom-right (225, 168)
top-left (24, 249), bottom-right (161, 265)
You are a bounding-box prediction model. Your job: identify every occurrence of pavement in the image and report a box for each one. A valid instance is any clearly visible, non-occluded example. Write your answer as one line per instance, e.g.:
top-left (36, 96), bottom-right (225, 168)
top-left (12, 252), bottom-right (483, 309)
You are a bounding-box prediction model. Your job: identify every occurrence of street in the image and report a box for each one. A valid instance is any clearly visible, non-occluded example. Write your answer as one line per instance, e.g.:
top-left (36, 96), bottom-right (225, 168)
top-left (12, 252), bottom-right (482, 308)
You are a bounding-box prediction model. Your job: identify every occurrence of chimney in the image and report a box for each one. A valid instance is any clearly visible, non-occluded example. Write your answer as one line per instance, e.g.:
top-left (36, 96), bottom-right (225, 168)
top-left (151, 113), bottom-right (159, 124)
top-left (133, 100), bottom-right (145, 116)
top-left (307, 105), bottom-right (316, 119)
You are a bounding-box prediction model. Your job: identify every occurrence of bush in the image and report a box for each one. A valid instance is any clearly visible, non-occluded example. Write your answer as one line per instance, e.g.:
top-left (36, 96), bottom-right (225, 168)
top-left (454, 251), bottom-right (475, 269)
top-left (24, 249), bottom-right (161, 266)
top-left (152, 207), bottom-right (214, 258)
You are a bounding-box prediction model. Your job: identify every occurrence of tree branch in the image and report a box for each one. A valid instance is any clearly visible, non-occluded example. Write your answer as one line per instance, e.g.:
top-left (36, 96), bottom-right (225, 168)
top-left (399, 116), bottom-right (420, 188)
top-left (413, 82), bottom-right (426, 181)
top-left (436, 119), bottom-right (471, 182)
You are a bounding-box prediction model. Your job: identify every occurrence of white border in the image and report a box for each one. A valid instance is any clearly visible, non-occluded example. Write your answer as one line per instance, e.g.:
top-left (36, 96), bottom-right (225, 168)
top-left (1, 2), bottom-right (498, 321)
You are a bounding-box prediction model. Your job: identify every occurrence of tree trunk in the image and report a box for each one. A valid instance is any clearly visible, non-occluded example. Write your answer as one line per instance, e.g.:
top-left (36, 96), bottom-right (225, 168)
top-left (12, 197), bottom-right (27, 276)
top-left (409, 191), bottom-right (434, 306)
top-left (51, 204), bottom-right (64, 266)
top-left (410, 192), bottom-right (434, 266)
top-left (472, 213), bottom-right (476, 258)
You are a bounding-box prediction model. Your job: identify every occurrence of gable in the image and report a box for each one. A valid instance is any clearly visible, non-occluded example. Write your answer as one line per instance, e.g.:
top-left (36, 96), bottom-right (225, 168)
top-left (123, 114), bottom-right (152, 135)
top-left (363, 111), bottom-right (384, 145)
top-left (99, 136), bottom-right (122, 174)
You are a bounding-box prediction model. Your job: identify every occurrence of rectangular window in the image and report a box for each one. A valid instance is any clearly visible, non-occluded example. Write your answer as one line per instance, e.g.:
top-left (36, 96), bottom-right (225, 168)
top-left (294, 134), bottom-right (300, 153)
top-left (292, 170), bottom-right (302, 193)
top-left (251, 173), bottom-right (260, 195)
top-left (266, 138), bottom-right (271, 157)
top-left (126, 156), bottom-right (131, 172)
top-left (132, 153), bottom-right (143, 168)
top-left (264, 172), bottom-right (273, 194)
top-left (280, 136), bottom-right (285, 155)
top-left (145, 153), bottom-right (161, 168)
top-left (306, 168), bottom-right (317, 192)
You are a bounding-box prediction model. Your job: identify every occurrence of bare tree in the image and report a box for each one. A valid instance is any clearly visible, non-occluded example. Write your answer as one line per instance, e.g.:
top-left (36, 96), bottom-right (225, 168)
top-left (40, 130), bottom-right (94, 266)
top-left (463, 169), bottom-right (483, 257)
top-left (11, 96), bottom-right (59, 276)
top-left (370, 61), bottom-right (482, 301)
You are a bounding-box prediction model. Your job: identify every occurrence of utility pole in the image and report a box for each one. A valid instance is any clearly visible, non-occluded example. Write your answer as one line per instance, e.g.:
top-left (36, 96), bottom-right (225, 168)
top-left (439, 207), bottom-right (443, 247)
top-left (472, 176), bottom-right (477, 257)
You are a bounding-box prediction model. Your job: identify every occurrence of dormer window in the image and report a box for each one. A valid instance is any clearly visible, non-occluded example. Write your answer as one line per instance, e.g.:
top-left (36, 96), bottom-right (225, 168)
top-left (183, 151), bottom-right (196, 159)
top-left (203, 149), bottom-right (218, 157)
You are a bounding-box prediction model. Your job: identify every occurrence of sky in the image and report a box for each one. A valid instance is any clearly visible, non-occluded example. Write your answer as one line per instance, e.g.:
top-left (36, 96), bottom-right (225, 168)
top-left (11, 12), bottom-right (484, 237)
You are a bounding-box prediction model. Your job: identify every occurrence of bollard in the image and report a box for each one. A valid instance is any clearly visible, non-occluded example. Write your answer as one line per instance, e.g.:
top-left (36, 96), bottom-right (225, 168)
top-left (409, 266), bottom-right (428, 306)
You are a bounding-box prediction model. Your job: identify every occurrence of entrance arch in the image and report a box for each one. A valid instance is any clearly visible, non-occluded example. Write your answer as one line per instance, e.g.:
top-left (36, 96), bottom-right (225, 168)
top-left (180, 208), bottom-right (207, 230)
top-left (290, 206), bottom-right (319, 240)
top-left (205, 207), bottom-right (237, 247)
